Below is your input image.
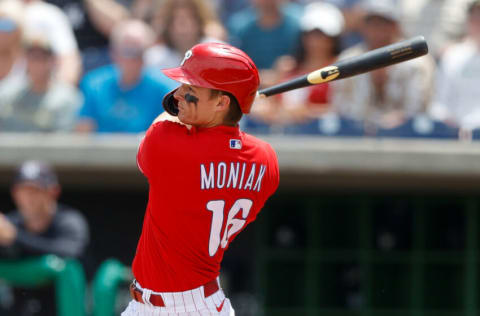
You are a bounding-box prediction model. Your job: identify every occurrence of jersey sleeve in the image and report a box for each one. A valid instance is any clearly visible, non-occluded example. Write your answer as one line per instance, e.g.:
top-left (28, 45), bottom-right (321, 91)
top-left (268, 145), bottom-right (280, 197)
top-left (137, 121), bottom-right (186, 178)
top-left (262, 142), bottom-right (280, 198)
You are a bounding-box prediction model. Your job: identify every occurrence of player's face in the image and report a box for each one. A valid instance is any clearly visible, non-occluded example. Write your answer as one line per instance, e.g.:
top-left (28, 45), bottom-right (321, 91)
top-left (173, 84), bottom-right (224, 127)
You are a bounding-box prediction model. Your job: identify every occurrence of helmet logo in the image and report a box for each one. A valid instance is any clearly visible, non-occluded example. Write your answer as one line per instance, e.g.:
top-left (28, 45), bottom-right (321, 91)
top-left (181, 50), bottom-right (193, 66)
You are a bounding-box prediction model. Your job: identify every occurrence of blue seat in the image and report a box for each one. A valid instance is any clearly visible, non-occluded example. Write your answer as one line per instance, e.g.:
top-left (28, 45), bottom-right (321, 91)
top-left (376, 116), bottom-right (459, 139)
top-left (471, 128), bottom-right (480, 140)
top-left (240, 116), bottom-right (273, 134)
top-left (283, 114), bottom-right (365, 136)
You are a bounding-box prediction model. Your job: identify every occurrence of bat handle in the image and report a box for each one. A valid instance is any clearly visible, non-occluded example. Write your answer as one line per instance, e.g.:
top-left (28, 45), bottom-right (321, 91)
top-left (257, 74), bottom-right (309, 97)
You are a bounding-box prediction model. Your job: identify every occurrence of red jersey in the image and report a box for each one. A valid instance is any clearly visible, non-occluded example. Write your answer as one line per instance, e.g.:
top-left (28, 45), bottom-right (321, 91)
top-left (133, 121), bottom-right (279, 292)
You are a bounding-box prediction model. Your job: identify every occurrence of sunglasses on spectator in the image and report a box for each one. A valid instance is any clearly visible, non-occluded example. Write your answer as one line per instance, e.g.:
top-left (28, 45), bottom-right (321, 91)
top-left (112, 46), bottom-right (144, 59)
top-left (0, 18), bottom-right (17, 32)
top-left (26, 47), bottom-right (53, 59)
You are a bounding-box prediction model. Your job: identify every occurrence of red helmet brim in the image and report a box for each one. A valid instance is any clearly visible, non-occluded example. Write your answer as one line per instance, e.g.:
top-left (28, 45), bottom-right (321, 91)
top-left (162, 67), bottom-right (212, 89)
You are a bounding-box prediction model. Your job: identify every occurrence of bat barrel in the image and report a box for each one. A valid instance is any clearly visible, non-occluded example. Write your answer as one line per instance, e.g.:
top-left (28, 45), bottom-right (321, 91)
top-left (334, 35), bottom-right (428, 80)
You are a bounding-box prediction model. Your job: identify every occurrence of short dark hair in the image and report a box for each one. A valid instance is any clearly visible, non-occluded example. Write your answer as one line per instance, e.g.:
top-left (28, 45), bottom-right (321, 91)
top-left (210, 89), bottom-right (243, 125)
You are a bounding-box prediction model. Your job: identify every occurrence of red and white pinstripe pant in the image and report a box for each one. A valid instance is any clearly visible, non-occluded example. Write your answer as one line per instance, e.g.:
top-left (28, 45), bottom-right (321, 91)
top-left (121, 278), bottom-right (235, 316)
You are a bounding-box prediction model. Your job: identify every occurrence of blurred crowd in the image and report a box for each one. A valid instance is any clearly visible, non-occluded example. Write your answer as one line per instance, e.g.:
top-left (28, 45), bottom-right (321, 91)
top-left (0, 0), bottom-right (479, 139)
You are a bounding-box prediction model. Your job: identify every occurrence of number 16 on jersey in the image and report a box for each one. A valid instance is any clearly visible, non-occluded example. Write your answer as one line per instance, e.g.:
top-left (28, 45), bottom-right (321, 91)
top-left (207, 199), bottom-right (254, 256)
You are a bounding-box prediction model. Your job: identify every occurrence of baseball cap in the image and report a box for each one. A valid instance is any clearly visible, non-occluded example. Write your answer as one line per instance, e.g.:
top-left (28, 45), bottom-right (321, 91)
top-left (361, 0), bottom-right (400, 22)
top-left (13, 160), bottom-right (59, 188)
top-left (300, 2), bottom-right (345, 37)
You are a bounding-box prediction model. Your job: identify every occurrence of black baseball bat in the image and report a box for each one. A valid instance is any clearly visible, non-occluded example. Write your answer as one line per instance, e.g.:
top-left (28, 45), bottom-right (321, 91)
top-left (257, 36), bottom-right (428, 97)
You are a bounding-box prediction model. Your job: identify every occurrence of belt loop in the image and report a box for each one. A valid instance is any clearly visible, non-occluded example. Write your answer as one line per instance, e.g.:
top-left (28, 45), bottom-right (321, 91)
top-left (142, 288), bottom-right (153, 307)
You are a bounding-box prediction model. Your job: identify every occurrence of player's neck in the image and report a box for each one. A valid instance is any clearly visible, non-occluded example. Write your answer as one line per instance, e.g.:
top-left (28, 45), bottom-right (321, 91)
top-left (194, 117), bottom-right (236, 129)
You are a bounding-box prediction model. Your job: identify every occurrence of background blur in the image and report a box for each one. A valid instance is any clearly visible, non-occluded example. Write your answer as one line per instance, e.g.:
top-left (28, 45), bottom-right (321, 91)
top-left (1, 0), bottom-right (480, 316)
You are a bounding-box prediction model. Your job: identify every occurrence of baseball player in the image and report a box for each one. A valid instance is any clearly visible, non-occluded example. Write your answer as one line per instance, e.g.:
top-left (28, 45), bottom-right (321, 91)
top-left (121, 42), bottom-right (280, 316)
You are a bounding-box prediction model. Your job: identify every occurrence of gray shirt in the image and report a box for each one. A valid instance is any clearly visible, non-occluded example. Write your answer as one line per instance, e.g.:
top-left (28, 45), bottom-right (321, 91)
top-left (0, 77), bottom-right (82, 132)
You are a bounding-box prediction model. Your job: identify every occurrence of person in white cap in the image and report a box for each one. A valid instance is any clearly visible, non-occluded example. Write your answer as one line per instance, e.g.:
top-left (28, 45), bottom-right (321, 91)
top-left (429, 0), bottom-right (480, 133)
top-left (0, 31), bottom-right (82, 132)
top-left (330, 0), bottom-right (436, 133)
top-left (249, 2), bottom-right (346, 128)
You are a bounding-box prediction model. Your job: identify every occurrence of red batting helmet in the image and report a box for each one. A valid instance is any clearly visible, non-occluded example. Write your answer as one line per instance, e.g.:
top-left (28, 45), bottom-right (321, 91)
top-left (162, 42), bottom-right (260, 114)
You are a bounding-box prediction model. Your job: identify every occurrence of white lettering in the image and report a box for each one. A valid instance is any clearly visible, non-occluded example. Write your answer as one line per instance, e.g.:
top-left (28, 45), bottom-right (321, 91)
top-left (201, 161), bottom-right (266, 192)
top-left (238, 162), bottom-right (247, 190)
top-left (243, 163), bottom-right (256, 191)
top-left (227, 162), bottom-right (239, 188)
top-left (253, 165), bottom-right (267, 192)
top-left (217, 162), bottom-right (227, 188)
top-left (201, 163), bottom-right (215, 189)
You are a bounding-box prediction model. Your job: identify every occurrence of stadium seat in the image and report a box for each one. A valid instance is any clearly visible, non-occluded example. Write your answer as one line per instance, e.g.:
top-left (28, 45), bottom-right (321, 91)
top-left (240, 116), bottom-right (277, 134)
top-left (470, 128), bottom-right (480, 140)
top-left (376, 115), bottom-right (459, 139)
top-left (283, 114), bottom-right (365, 136)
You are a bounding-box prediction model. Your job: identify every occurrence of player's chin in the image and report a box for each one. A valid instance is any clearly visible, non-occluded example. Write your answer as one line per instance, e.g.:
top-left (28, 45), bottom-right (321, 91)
top-left (177, 112), bottom-right (192, 125)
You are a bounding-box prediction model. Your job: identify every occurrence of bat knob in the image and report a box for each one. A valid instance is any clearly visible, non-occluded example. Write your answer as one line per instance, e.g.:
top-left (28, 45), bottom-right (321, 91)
top-left (256, 91), bottom-right (267, 98)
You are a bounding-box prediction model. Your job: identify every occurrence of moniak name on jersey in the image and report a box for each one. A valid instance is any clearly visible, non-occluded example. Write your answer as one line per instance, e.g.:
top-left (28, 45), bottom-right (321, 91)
top-left (200, 162), bottom-right (266, 192)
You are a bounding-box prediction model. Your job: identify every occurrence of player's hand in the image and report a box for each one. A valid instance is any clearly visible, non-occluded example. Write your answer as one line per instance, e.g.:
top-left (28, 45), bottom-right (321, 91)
top-left (0, 213), bottom-right (17, 246)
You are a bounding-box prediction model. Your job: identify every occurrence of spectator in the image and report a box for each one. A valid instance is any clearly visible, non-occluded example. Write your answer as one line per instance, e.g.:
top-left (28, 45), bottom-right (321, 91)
top-left (21, 0), bottom-right (82, 85)
top-left (399, 0), bottom-right (473, 59)
top-left (0, 160), bottom-right (90, 316)
top-left (0, 31), bottom-right (82, 132)
top-left (0, 0), bottom-right (25, 94)
top-left (45, 0), bottom-right (130, 73)
top-left (299, 0), bottom-right (365, 50)
top-left (215, 0), bottom-right (249, 24)
top-left (429, 0), bottom-right (480, 132)
top-left (144, 0), bottom-right (226, 70)
top-left (251, 1), bottom-right (345, 126)
top-left (331, 0), bottom-right (435, 133)
top-left (227, 0), bottom-right (301, 70)
top-left (130, 0), bottom-right (153, 21)
top-left (75, 19), bottom-right (177, 133)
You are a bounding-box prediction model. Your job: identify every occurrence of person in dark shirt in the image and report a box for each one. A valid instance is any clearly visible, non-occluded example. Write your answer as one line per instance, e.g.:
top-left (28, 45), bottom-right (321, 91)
top-left (44, 0), bottom-right (129, 72)
top-left (0, 160), bottom-right (90, 316)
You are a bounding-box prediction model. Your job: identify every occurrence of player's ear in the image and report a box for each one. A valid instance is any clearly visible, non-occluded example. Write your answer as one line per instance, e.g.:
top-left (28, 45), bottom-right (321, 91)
top-left (216, 94), bottom-right (231, 112)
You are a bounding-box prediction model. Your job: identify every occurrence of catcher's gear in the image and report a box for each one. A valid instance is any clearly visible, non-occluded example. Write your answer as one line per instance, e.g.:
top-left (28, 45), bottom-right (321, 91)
top-left (162, 42), bottom-right (260, 114)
